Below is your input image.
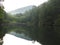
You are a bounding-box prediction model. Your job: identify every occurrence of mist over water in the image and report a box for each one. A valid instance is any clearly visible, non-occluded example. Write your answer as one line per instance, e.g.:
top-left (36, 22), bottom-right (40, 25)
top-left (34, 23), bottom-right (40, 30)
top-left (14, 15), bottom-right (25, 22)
top-left (3, 34), bottom-right (41, 45)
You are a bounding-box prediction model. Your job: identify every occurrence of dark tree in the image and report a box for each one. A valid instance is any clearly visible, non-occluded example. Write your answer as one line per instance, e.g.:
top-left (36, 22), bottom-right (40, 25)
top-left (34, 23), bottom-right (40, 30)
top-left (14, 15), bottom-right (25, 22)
top-left (30, 0), bottom-right (60, 45)
top-left (25, 0), bottom-right (60, 45)
top-left (0, 7), bottom-right (7, 40)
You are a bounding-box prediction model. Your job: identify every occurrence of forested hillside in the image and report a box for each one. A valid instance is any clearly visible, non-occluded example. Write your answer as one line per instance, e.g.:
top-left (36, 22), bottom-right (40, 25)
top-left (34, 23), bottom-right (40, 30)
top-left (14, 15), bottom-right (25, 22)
top-left (1, 0), bottom-right (60, 45)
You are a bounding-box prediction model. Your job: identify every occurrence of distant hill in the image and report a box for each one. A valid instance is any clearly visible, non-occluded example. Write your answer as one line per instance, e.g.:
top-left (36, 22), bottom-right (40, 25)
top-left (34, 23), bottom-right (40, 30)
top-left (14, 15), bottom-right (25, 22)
top-left (9, 5), bottom-right (36, 14)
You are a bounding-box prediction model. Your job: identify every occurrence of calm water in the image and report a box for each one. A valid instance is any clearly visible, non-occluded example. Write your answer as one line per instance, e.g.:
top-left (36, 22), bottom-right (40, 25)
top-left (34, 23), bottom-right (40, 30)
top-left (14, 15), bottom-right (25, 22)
top-left (3, 34), bottom-right (41, 45)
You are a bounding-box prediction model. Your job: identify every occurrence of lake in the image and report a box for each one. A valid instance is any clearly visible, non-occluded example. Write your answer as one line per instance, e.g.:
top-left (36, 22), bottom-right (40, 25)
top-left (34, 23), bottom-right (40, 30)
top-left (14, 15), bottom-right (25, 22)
top-left (3, 34), bottom-right (41, 45)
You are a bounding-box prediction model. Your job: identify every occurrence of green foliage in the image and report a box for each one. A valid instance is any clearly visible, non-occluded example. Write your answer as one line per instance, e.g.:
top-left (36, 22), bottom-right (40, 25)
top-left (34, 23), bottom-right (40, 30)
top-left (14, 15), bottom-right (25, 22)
top-left (7, 0), bottom-right (60, 45)
top-left (0, 7), bottom-right (7, 39)
top-left (35, 0), bottom-right (60, 45)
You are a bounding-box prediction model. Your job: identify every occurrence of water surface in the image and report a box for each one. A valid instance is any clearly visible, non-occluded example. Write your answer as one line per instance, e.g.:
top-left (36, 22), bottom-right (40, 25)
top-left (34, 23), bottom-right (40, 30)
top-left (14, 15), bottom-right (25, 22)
top-left (3, 34), bottom-right (41, 45)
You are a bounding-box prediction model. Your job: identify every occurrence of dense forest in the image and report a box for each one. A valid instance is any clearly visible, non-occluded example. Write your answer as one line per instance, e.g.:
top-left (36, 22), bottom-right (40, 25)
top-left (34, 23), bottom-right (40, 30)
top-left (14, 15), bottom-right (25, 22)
top-left (1, 0), bottom-right (60, 45)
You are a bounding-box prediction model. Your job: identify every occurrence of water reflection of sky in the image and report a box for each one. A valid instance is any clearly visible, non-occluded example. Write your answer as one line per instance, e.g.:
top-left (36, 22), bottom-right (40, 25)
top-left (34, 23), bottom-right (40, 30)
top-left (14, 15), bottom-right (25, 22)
top-left (3, 34), bottom-right (41, 45)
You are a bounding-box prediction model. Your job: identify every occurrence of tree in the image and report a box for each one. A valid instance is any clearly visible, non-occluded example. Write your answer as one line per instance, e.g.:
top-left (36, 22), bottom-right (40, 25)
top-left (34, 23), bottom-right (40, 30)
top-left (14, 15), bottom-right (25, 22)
top-left (30, 0), bottom-right (60, 45)
top-left (0, 7), bottom-right (7, 40)
top-left (5, 0), bottom-right (60, 45)
top-left (22, 0), bottom-right (60, 45)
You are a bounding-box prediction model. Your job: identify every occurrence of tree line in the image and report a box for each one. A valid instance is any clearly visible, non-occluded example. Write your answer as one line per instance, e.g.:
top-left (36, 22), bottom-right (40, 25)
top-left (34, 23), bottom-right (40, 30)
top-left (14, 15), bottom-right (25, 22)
top-left (1, 0), bottom-right (60, 45)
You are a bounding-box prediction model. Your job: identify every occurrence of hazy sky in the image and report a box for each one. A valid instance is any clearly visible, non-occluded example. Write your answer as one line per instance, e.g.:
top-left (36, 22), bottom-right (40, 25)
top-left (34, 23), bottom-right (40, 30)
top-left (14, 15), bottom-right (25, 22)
top-left (3, 0), bottom-right (48, 12)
